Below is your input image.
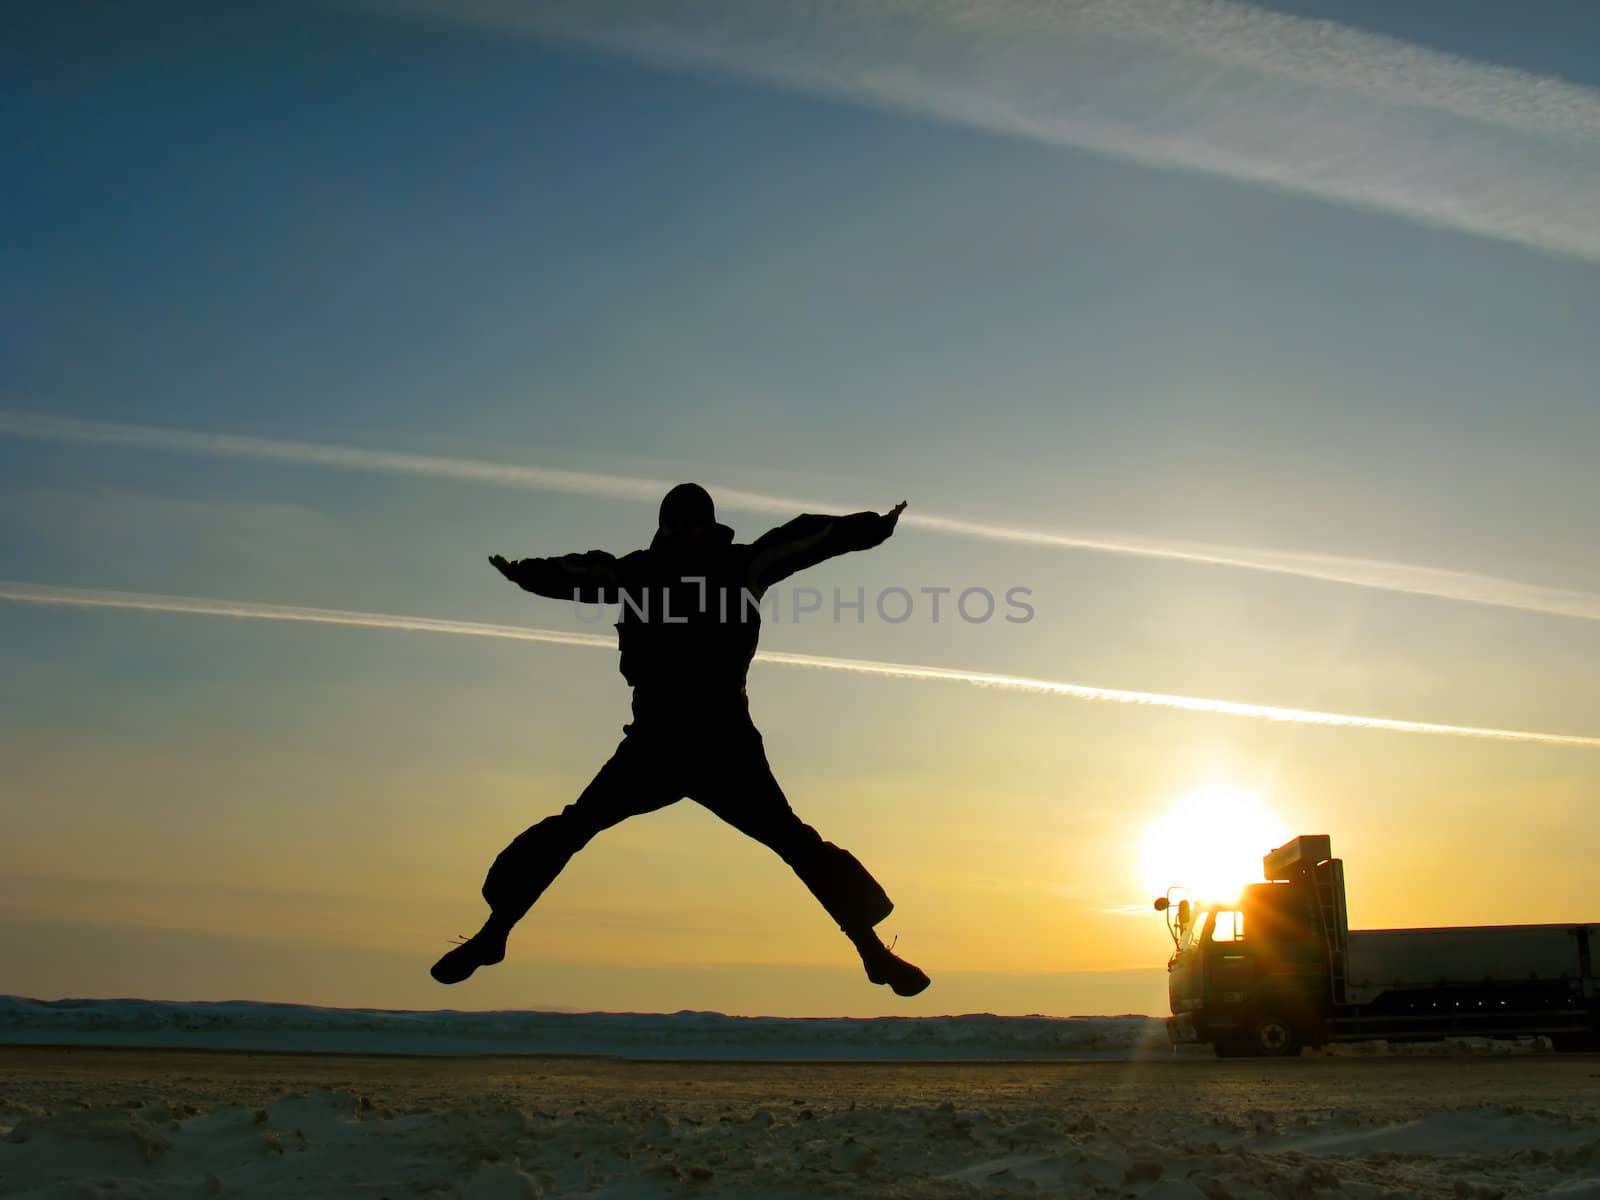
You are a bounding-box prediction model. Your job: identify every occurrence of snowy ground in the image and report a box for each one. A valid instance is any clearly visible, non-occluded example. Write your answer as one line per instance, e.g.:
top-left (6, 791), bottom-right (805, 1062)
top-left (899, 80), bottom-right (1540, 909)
top-left (5, 1044), bottom-right (1600, 1199)
top-left (0, 997), bottom-right (1165, 1060)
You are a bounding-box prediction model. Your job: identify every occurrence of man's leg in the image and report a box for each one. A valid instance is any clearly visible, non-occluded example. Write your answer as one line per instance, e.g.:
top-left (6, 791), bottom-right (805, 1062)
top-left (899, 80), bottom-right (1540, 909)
top-left (689, 726), bottom-right (930, 997)
top-left (432, 733), bottom-right (680, 984)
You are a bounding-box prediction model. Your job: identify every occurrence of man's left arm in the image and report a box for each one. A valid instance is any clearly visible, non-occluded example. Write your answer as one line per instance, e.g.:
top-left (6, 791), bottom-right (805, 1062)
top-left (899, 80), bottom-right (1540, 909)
top-left (747, 501), bottom-right (907, 591)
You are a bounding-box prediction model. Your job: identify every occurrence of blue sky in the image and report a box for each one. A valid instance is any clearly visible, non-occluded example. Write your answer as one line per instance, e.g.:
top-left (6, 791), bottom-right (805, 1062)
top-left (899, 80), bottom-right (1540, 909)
top-left (3, 0), bottom-right (1598, 1015)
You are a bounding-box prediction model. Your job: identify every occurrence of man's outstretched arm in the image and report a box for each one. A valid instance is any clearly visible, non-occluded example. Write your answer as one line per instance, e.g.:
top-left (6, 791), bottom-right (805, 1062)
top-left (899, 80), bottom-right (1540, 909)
top-left (747, 501), bottom-right (907, 591)
top-left (488, 550), bottom-right (622, 602)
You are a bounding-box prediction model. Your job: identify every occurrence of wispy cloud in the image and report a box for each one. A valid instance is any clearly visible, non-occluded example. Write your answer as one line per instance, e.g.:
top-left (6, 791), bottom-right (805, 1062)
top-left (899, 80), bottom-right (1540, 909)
top-left (374, 0), bottom-right (1600, 262)
top-left (7, 410), bottom-right (1599, 624)
top-left (5, 580), bottom-right (1597, 750)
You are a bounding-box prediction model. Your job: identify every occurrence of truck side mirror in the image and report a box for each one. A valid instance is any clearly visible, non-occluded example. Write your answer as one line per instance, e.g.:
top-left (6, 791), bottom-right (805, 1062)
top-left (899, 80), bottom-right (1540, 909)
top-left (1154, 897), bottom-right (1170, 912)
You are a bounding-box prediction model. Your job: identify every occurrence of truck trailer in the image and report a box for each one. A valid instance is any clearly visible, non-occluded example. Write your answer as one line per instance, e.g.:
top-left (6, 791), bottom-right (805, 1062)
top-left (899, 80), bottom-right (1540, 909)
top-left (1155, 835), bottom-right (1599, 1056)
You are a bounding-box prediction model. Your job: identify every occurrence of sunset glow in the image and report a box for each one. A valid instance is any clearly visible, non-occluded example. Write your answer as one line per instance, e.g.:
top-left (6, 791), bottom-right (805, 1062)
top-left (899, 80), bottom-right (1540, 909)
top-left (1139, 787), bottom-right (1291, 905)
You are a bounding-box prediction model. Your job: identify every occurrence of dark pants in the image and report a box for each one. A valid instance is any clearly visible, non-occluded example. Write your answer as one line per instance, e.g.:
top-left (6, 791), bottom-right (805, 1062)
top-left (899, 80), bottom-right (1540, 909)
top-left (482, 700), bottom-right (894, 939)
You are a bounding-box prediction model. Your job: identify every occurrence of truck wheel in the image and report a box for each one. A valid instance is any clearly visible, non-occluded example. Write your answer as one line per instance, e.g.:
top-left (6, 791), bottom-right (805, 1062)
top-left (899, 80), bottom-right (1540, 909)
top-left (1248, 1013), bottom-right (1302, 1057)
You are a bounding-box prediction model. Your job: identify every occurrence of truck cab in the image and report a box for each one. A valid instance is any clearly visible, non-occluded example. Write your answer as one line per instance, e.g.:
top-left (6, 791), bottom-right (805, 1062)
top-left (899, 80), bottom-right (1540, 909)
top-left (1165, 878), bottom-right (1331, 1055)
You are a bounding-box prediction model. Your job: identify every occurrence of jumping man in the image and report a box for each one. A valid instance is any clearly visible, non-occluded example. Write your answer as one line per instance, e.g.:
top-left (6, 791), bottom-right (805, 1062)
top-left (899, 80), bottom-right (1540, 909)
top-left (430, 483), bottom-right (930, 997)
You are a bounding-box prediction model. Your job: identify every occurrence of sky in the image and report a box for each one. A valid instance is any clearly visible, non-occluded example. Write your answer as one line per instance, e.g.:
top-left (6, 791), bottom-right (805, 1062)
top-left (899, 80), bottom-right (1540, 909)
top-left (2, 0), bottom-right (1598, 1018)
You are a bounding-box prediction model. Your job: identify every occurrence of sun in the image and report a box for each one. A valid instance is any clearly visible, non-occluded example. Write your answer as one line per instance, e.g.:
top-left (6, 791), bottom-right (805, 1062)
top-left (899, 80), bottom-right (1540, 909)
top-left (1138, 786), bottom-right (1289, 904)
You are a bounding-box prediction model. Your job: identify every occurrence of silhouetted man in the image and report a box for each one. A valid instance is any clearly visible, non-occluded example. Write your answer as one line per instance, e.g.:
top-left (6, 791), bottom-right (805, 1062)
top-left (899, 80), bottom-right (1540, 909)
top-left (430, 483), bottom-right (930, 996)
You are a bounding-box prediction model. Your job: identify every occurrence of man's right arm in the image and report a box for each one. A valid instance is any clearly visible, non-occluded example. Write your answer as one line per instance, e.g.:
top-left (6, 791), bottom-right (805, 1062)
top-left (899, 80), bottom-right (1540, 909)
top-left (489, 551), bottom-right (622, 602)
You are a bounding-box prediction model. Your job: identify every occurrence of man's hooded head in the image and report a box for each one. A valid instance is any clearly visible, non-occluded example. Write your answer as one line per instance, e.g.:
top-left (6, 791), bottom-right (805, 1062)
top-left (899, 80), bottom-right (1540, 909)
top-left (657, 482), bottom-right (734, 543)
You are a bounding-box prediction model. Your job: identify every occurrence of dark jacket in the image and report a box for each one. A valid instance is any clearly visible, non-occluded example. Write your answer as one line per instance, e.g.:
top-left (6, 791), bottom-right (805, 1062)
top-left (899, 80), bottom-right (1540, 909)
top-left (500, 511), bottom-right (897, 699)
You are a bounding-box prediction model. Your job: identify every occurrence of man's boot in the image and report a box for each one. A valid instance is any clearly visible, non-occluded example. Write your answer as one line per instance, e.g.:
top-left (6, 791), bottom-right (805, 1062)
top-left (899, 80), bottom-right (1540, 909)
top-left (430, 916), bottom-right (511, 985)
top-left (850, 928), bottom-right (931, 997)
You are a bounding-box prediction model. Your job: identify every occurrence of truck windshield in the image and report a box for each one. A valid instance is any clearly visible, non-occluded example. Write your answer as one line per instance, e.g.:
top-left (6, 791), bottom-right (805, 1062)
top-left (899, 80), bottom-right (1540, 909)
top-left (1179, 909), bottom-right (1210, 952)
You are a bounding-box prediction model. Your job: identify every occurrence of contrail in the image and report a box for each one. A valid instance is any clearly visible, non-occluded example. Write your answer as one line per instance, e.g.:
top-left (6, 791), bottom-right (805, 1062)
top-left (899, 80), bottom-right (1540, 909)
top-left (0, 581), bottom-right (616, 652)
top-left (4, 580), bottom-right (1598, 750)
top-left (369, 0), bottom-right (1600, 263)
top-left (7, 410), bottom-right (1600, 624)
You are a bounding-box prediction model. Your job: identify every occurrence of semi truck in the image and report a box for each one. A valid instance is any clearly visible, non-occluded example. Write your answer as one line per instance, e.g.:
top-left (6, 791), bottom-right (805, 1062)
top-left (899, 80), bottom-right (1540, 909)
top-left (1154, 834), bottom-right (1599, 1056)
